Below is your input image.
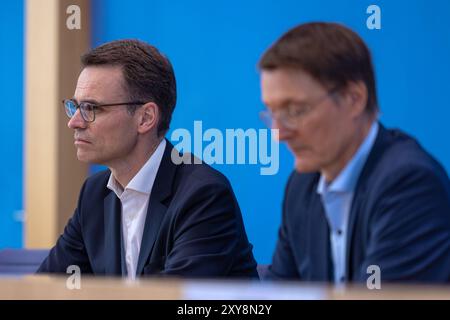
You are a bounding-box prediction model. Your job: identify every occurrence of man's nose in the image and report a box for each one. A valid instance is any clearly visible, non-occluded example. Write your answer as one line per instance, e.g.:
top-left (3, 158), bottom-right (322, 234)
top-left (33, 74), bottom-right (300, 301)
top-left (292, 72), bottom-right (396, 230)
top-left (272, 118), bottom-right (295, 141)
top-left (67, 109), bottom-right (87, 129)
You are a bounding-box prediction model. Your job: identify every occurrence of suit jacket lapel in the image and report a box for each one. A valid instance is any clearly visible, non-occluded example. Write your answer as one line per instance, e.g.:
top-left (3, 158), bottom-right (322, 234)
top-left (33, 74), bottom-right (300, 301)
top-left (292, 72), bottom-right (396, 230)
top-left (345, 123), bottom-right (389, 279)
top-left (135, 139), bottom-right (177, 276)
top-left (308, 191), bottom-right (333, 281)
top-left (345, 190), bottom-right (367, 280)
top-left (120, 222), bottom-right (127, 276)
top-left (135, 201), bottom-right (167, 275)
top-left (104, 191), bottom-right (123, 275)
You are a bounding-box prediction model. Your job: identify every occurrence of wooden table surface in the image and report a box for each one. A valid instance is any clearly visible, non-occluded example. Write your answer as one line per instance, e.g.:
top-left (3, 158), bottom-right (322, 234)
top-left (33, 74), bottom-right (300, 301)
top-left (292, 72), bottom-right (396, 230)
top-left (0, 275), bottom-right (449, 300)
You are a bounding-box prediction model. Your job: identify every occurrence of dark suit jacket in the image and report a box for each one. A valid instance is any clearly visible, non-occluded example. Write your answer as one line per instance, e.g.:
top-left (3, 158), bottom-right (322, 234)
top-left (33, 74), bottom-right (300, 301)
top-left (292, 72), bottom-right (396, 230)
top-left (38, 140), bottom-right (258, 278)
top-left (267, 124), bottom-right (450, 282)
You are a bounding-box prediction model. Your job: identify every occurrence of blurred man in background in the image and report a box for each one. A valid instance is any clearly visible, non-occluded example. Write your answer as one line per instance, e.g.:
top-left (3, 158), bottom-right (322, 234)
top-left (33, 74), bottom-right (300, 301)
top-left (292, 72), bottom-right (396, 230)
top-left (38, 39), bottom-right (257, 279)
top-left (259, 22), bottom-right (450, 283)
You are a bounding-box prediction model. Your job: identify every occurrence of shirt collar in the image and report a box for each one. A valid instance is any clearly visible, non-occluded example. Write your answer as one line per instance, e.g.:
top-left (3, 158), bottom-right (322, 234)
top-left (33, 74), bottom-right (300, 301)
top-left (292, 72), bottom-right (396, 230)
top-left (107, 139), bottom-right (166, 197)
top-left (317, 121), bottom-right (379, 195)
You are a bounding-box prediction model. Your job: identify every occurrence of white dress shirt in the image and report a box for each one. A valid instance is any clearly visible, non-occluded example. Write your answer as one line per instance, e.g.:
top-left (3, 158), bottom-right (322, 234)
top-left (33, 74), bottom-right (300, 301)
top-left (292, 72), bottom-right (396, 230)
top-left (107, 139), bottom-right (166, 280)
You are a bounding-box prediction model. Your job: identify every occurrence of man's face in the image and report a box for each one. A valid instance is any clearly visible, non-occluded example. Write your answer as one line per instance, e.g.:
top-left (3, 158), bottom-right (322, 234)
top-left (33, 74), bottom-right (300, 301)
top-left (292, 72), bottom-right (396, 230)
top-left (261, 68), bottom-right (357, 174)
top-left (68, 66), bottom-right (140, 165)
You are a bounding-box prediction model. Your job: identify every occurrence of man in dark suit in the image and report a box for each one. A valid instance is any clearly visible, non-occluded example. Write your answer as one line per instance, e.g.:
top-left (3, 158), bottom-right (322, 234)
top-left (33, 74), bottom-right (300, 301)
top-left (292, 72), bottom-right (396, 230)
top-left (38, 39), bottom-right (257, 279)
top-left (259, 22), bottom-right (450, 283)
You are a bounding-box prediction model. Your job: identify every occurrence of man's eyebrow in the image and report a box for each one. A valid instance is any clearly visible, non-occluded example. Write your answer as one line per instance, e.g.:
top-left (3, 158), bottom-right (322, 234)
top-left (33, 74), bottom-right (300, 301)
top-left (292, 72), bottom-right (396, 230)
top-left (271, 98), bottom-right (308, 108)
top-left (72, 97), bottom-right (101, 104)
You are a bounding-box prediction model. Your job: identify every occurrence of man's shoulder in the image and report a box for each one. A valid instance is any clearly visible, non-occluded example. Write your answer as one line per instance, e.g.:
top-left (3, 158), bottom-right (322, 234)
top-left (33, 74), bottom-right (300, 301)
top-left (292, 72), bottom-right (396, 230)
top-left (175, 158), bottom-right (232, 191)
top-left (371, 128), bottom-right (449, 183)
top-left (342, 126), bottom-right (450, 207)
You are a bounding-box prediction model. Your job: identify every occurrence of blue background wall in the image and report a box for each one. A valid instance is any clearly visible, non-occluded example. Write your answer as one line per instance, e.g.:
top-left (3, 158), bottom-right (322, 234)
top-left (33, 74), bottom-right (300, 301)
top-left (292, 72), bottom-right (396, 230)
top-left (0, 0), bottom-right (24, 248)
top-left (90, 0), bottom-right (450, 263)
top-left (2, 1), bottom-right (450, 264)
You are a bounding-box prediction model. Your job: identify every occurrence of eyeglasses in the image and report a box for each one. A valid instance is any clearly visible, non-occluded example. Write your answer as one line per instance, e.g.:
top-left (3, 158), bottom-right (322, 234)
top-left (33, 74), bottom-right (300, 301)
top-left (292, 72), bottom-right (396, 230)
top-left (259, 88), bottom-right (339, 130)
top-left (63, 99), bottom-right (147, 122)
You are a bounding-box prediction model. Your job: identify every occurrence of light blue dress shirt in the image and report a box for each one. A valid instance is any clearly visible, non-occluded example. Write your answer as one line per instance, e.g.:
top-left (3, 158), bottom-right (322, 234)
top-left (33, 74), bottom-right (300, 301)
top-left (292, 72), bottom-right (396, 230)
top-left (316, 121), bottom-right (379, 284)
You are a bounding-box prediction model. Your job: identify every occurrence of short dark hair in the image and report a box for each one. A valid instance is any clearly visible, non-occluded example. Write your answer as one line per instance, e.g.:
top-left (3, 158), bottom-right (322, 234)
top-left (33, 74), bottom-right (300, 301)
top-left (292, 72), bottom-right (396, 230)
top-left (259, 22), bottom-right (378, 114)
top-left (81, 39), bottom-right (177, 136)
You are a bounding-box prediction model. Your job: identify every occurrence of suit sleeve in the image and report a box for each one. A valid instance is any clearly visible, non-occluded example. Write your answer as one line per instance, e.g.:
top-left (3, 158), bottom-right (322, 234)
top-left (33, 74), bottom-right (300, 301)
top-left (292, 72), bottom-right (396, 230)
top-left (160, 181), bottom-right (253, 277)
top-left (37, 181), bottom-right (92, 274)
top-left (265, 173), bottom-right (301, 280)
top-left (357, 166), bottom-right (450, 282)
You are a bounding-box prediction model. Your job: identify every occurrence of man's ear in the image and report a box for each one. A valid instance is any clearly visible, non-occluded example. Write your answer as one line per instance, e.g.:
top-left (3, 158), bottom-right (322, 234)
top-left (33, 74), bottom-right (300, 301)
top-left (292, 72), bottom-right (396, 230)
top-left (137, 102), bottom-right (159, 134)
top-left (343, 81), bottom-right (368, 118)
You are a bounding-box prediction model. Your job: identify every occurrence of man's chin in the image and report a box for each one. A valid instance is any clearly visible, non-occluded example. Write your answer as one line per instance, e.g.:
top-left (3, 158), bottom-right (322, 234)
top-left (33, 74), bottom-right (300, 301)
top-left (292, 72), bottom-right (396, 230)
top-left (294, 157), bottom-right (319, 173)
top-left (76, 156), bottom-right (90, 163)
top-left (76, 151), bottom-right (95, 163)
